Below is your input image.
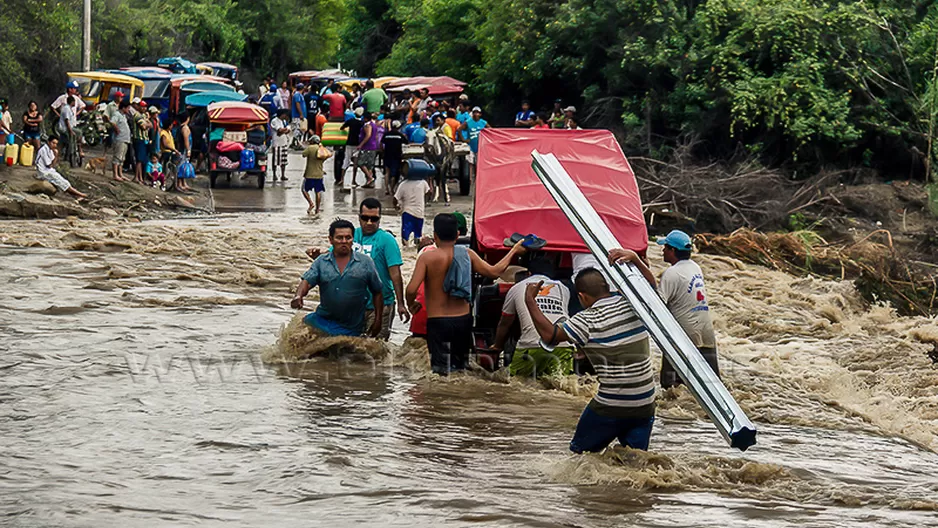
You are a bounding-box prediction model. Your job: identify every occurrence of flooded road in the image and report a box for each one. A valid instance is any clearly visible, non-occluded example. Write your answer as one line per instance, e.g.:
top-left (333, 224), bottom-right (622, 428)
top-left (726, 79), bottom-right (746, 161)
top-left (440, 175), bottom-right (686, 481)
top-left (2, 155), bottom-right (938, 526)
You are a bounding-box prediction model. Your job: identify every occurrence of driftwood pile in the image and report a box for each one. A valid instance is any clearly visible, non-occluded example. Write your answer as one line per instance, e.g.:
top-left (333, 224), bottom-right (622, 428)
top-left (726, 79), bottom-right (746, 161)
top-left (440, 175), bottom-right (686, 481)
top-left (696, 228), bottom-right (938, 316)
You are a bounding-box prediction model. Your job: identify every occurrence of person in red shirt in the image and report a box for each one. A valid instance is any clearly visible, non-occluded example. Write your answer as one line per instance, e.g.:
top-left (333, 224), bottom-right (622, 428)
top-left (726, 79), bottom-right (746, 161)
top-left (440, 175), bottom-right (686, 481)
top-left (531, 112), bottom-right (550, 129)
top-left (324, 91), bottom-right (347, 122)
top-left (408, 239), bottom-right (436, 337)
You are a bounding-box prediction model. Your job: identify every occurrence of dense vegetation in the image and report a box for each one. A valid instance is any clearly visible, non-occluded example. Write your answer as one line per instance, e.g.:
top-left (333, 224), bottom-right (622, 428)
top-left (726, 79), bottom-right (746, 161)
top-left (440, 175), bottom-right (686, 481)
top-left (4, 0), bottom-right (938, 176)
top-left (0, 0), bottom-right (344, 104)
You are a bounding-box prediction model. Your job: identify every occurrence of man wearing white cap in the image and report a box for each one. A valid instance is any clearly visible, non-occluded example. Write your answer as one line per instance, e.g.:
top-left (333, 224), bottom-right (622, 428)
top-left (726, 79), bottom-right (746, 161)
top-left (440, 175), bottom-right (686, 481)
top-left (563, 106), bottom-right (577, 129)
top-left (610, 230), bottom-right (719, 389)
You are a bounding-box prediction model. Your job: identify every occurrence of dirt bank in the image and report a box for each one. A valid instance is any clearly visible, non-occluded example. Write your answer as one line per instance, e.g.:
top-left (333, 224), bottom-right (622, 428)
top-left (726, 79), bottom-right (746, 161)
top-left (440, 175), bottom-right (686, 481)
top-left (0, 150), bottom-right (212, 220)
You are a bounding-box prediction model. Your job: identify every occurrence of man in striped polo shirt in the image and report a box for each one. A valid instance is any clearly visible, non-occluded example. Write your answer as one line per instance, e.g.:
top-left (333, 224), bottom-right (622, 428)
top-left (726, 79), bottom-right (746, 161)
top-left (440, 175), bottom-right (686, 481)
top-left (524, 264), bottom-right (656, 453)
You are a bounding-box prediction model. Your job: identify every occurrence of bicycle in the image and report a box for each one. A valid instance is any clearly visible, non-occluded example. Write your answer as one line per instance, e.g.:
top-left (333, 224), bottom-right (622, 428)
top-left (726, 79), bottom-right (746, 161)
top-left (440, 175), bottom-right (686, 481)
top-left (161, 151), bottom-right (180, 191)
top-left (60, 130), bottom-right (82, 168)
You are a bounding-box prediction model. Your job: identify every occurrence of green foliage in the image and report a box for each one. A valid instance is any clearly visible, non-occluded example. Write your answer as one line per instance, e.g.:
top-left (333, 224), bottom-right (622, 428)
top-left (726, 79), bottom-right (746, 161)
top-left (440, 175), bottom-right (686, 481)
top-left (338, 0), bottom-right (400, 76)
top-left (359, 0), bottom-right (938, 175)
top-left (375, 0), bottom-right (480, 83)
top-left (0, 0), bottom-right (345, 107)
top-left (6, 0), bottom-right (938, 178)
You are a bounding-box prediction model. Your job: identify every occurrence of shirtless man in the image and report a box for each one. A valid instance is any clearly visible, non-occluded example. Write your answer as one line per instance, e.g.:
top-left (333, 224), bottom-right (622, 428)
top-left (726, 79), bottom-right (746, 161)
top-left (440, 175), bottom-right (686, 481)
top-left (405, 213), bottom-right (526, 375)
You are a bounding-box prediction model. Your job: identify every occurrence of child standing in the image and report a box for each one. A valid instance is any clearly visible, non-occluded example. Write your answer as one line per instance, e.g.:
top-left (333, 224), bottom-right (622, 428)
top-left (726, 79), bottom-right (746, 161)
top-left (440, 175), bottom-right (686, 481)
top-left (394, 174), bottom-right (431, 246)
top-left (146, 154), bottom-right (165, 189)
top-left (301, 135), bottom-right (331, 215)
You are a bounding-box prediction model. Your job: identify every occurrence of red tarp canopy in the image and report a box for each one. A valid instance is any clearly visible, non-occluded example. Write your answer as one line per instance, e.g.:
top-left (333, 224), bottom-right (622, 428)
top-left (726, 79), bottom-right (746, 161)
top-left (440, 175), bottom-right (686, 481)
top-left (474, 128), bottom-right (647, 254)
top-left (387, 83), bottom-right (464, 95)
top-left (207, 101), bottom-right (268, 124)
top-left (384, 76), bottom-right (467, 89)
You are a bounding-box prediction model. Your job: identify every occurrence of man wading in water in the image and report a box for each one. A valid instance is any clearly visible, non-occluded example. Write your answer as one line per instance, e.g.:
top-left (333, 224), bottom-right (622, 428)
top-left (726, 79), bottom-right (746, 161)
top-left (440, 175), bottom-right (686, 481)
top-left (406, 213), bottom-right (526, 375)
top-left (525, 267), bottom-right (656, 453)
top-left (292, 219), bottom-right (384, 337)
top-left (307, 198), bottom-right (409, 341)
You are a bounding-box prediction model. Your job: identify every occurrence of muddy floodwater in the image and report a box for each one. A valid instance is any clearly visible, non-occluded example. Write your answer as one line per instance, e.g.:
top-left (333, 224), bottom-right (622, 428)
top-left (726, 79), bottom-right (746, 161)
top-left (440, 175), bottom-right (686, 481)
top-left (3, 157), bottom-right (938, 527)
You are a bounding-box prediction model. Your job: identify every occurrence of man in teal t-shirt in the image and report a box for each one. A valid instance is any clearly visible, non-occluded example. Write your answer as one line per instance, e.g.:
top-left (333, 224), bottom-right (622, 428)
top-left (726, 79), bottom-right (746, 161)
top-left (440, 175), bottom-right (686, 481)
top-left (460, 106), bottom-right (488, 179)
top-left (355, 197), bottom-right (408, 340)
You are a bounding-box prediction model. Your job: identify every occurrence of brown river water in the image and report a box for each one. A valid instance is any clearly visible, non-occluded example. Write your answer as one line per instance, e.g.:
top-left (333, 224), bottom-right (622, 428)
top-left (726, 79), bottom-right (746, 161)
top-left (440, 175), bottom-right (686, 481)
top-left (2, 156), bottom-right (938, 527)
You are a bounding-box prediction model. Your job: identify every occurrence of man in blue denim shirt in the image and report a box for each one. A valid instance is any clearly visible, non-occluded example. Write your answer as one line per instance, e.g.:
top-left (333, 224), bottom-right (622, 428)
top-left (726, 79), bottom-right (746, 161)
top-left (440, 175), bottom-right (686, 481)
top-left (292, 219), bottom-right (384, 337)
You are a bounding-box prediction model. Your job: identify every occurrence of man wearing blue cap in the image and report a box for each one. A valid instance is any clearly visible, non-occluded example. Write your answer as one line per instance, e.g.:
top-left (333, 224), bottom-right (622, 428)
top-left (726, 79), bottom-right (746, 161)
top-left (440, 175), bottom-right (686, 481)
top-left (51, 81), bottom-right (86, 122)
top-left (612, 230), bottom-right (719, 388)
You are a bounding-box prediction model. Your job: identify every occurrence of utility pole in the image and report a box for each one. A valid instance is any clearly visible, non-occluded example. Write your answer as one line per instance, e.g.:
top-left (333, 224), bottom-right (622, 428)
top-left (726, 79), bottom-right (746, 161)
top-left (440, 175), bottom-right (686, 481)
top-left (82, 0), bottom-right (91, 71)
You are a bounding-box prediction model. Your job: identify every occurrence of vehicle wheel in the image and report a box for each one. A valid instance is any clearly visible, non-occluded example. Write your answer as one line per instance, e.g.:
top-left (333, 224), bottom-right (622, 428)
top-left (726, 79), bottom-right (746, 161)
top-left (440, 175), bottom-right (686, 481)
top-left (209, 171), bottom-right (218, 188)
top-left (459, 158), bottom-right (471, 196)
top-left (257, 173), bottom-right (265, 189)
top-left (459, 172), bottom-right (471, 196)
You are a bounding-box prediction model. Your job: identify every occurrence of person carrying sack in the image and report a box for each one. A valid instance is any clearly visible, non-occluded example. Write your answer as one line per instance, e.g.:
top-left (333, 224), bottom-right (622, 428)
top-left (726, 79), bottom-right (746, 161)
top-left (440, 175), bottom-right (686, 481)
top-left (301, 135), bottom-right (332, 215)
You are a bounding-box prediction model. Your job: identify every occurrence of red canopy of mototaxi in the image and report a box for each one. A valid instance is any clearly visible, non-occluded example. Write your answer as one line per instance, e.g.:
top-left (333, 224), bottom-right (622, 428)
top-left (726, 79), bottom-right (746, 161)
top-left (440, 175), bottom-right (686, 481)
top-left (207, 101), bottom-right (269, 124)
top-left (384, 76), bottom-right (467, 89)
top-left (387, 83), bottom-right (464, 95)
top-left (473, 128), bottom-right (648, 255)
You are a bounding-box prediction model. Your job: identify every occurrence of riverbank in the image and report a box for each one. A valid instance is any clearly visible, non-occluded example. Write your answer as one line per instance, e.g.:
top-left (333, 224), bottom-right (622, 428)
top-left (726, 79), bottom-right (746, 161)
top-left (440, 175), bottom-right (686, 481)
top-left (0, 151), bottom-right (213, 220)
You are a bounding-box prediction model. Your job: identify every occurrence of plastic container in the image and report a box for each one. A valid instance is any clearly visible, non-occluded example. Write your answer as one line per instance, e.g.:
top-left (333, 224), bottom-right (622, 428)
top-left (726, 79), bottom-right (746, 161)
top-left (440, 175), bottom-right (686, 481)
top-left (5, 143), bottom-right (19, 166)
top-left (19, 143), bottom-right (34, 166)
top-left (401, 158), bottom-right (435, 180)
top-left (6, 134), bottom-right (14, 145)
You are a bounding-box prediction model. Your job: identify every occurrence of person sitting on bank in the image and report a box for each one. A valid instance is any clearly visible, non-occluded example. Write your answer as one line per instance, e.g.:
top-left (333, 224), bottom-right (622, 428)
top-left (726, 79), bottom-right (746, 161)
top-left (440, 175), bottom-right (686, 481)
top-left (35, 137), bottom-right (87, 200)
top-left (291, 219), bottom-right (384, 338)
top-left (524, 268), bottom-right (656, 453)
top-left (610, 230), bottom-right (719, 389)
top-left (491, 254), bottom-right (574, 378)
top-left (405, 214), bottom-right (526, 375)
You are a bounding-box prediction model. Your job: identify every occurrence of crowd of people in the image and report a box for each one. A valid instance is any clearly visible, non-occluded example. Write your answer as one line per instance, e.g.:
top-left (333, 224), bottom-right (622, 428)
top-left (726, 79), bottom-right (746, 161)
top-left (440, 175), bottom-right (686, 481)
top-left (255, 78), bottom-right (501, 194)
top-left (1, 73), bottom-right (584, 207)
top-left (1, 81), bottom-right (201, 199)
top-left (291, 196), bottom-right (718, 455)
top-left (255, 77), bottom-right (584, 213)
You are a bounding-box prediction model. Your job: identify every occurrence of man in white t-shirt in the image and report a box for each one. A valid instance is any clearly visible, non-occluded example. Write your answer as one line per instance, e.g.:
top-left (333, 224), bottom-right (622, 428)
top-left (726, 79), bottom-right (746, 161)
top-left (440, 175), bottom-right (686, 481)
top-left (611, 229), bottom-right (718, 388)
top-left (393, 176), bottom-right (431, 246)
top-left (492, 255), bottom-right (574, 378)
top-left (34, 138), bottom-right (87, 199)
top-left (269, 109), bottom-right (291, 181)
top-left (51, 81), bottom-right (87, 119)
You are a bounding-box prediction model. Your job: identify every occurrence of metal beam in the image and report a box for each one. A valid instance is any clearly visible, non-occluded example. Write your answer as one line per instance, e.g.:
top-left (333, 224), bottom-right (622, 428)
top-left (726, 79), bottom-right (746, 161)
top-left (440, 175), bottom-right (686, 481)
top-left (531, 150), bottom-right (757, 451)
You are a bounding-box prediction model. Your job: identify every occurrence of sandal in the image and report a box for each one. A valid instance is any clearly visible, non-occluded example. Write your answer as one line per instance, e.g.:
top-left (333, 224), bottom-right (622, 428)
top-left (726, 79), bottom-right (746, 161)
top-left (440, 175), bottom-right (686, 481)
top-left (521, 234), bottom-right (548, 250)
top-left (503, 233), bottom-right (526, 247)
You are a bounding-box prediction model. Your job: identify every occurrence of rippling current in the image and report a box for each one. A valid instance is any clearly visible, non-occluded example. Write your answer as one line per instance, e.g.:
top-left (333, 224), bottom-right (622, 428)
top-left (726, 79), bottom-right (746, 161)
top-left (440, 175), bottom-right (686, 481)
top-left (2, 156), bottom-right (938, 527)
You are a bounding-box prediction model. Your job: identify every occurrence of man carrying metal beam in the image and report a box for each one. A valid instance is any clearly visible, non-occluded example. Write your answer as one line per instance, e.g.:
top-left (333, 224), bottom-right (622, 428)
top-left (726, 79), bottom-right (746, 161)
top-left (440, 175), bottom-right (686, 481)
top-left (524, 263), bottom-right (658, 453)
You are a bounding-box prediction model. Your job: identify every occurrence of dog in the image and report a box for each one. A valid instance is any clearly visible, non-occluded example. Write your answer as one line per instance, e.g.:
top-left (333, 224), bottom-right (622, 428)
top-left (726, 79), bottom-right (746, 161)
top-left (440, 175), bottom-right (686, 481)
top-left (84, 157), bottom-right (108, 175)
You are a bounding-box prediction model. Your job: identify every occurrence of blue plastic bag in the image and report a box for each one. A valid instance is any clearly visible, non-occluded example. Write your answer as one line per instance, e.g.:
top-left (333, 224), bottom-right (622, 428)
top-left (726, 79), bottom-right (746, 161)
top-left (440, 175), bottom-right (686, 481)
top-left (177, 160), bottom-right (195, 180)
top-left (240, 149), bottom-right (255, 170)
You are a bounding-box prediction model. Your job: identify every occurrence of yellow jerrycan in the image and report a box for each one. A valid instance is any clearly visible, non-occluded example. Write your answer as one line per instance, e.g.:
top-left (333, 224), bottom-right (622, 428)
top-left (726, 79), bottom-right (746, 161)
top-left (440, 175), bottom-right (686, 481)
top-left (19, 143), bottom-right (34, 166)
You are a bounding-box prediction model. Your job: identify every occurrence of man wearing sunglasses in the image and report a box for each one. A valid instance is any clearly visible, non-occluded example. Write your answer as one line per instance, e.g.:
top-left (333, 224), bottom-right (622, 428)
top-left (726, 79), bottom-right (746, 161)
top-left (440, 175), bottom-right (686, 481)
top-left (308, 198), bottom-right (409, 340)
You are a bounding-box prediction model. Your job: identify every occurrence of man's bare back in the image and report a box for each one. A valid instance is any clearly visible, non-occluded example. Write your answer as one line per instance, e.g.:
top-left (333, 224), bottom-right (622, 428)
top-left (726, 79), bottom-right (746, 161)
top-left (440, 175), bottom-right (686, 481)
top-left (407, 240), bottom-right (526, 319)
top-left (419, 244), bottom-right (471, 318)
